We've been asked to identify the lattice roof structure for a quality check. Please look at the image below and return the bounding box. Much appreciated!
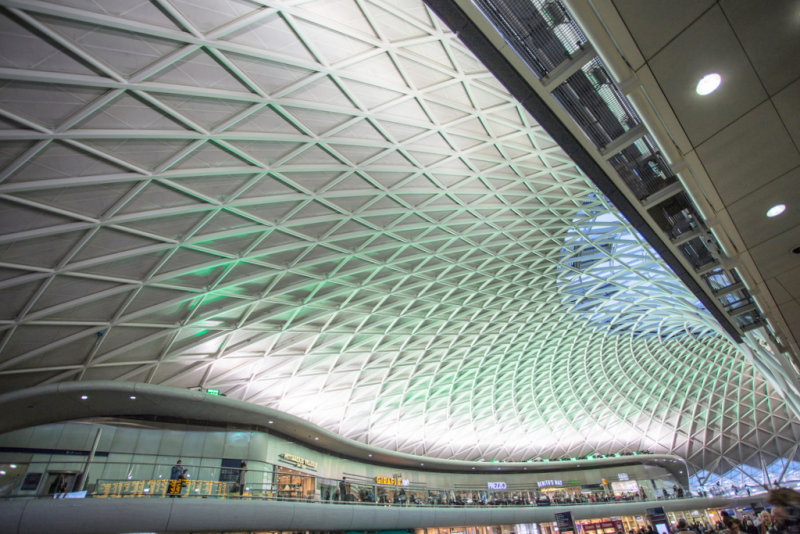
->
[0,0,798,487]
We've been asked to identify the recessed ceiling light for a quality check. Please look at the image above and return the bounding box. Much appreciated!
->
[696,73,721,95]
[368,454,372,458]
[767,203,786,217]
[129,396,136,400]
[80,395,88,400]
[267,420,273,424]
[314,437,319,440]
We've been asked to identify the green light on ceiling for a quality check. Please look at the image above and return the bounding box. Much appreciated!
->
[569,457,577,461]
[195,329,210,337]
[205,388,220,396]
[586,455,594,460]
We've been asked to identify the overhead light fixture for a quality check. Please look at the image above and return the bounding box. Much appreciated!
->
[129,396,136,400]
[696,73,721,95]
[767,204,786,217]
[80,395,88,400]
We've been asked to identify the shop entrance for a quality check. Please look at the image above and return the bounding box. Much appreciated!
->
[274,466,314,501]
[41,471,78,497]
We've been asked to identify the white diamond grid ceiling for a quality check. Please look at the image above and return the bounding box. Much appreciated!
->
[0,0,798,479]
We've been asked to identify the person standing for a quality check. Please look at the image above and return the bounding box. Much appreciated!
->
[169,460,186,497]
[339,477,347,502]
[676,518,694,534]
[237,461,247,496]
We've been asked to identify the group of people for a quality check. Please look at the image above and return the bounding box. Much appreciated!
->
[650,488,800,534]
[160,458,799,534]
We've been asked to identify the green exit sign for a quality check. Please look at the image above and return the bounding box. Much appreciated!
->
[205,388,220,396]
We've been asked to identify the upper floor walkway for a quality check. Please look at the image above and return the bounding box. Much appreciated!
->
[0,493,765,534]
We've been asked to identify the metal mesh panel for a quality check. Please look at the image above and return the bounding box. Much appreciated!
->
[703,269,734,292]
[608,136,676,201]
[473,0,589,78]
[679,237,715,270]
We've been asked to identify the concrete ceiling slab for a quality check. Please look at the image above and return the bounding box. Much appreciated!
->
[773,78,800,148]
[696,101,800,206]
[727,166,800,248]
[749,223,800,279]
[610,0,714,60]
[648,5,767,146]
[721,0,800,96]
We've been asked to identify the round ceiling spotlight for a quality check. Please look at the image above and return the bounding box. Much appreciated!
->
[696,73,722,95]
[767,203,786,217]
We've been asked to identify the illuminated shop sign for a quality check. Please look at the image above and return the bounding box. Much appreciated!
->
[487,481,507,490]
[537,479,562,488]
[375,476,410,486]
[279,453,317,471]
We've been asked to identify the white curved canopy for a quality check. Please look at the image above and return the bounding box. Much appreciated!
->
[0,0,797,487]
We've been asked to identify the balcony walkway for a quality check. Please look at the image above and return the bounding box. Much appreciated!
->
[0,494,763,534]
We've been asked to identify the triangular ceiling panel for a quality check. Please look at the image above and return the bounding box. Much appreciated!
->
[170,0,261,34]
[148,49,254,93]
[0,82,107,129]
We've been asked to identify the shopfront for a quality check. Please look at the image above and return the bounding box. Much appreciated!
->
[537,479,583,504]
[274,453,317,500]
[578,519,624,534]
[374,474,429,504]
[611,480,640,498]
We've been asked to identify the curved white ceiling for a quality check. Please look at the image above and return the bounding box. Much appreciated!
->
[0,0,797,479]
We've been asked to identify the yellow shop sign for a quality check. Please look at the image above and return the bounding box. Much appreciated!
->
[279,453,318,471]
[375,476,409,486]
